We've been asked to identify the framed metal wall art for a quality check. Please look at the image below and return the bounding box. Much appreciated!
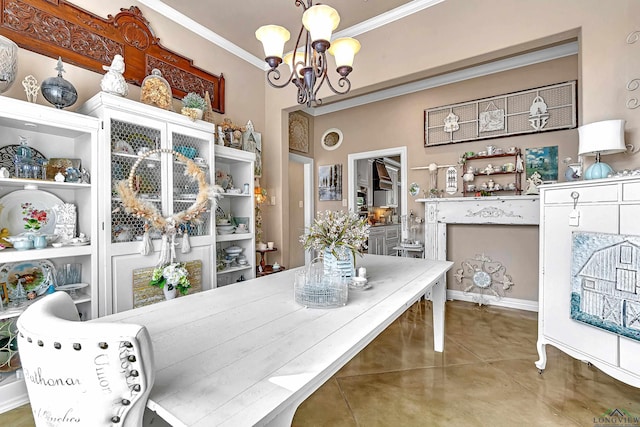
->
[424,81,577,146]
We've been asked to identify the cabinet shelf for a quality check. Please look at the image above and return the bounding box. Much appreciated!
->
[217,264,253,275]
[216,233,253,242]
[0,293,91,320]
[0,245,92,263]
[0,177,91,190]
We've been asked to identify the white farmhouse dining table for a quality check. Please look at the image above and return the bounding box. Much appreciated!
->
[98,254,452,427]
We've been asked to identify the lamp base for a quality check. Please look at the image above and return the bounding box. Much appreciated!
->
[584,161,614,180]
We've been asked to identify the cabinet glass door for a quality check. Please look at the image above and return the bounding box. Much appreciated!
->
[110,119,162,243]
[170,130,211,237]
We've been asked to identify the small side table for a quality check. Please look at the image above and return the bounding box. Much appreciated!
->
[256,247,277,271]
[257,265,286,277]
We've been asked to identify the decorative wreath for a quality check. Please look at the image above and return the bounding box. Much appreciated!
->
[117,148,221,233]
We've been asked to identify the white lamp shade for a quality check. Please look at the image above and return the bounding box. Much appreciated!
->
[283,51,306,77]
[255,25,290,59]
[328,37,361,68]
[302,5,340,43]
[578,119,627,156]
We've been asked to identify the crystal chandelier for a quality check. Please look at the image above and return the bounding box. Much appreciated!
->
[255,1,361,107]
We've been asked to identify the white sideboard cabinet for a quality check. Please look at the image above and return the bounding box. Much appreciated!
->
[537,177,640,387]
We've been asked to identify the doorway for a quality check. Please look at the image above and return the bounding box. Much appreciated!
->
[347,147,408,239]
[289,152,314,267]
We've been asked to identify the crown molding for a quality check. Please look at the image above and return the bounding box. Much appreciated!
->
[333,0,446,39]
[307,41,579,116]
[141,0,446,71]
[136,0,265,69]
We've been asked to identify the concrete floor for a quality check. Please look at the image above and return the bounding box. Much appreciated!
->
[2,300,640,426]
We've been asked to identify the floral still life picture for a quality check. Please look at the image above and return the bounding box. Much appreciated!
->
[133,260,203,308]
[571,231,640,341]
[22,202,49,231]
[318,164,342,201]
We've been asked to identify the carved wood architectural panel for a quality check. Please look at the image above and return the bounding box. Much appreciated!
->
[0,0,225,113]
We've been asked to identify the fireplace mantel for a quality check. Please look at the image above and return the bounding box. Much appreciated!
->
[417,195,540,261]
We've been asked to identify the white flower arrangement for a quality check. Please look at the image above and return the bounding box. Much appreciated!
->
[299,210,370,260]
[150,262,191,295]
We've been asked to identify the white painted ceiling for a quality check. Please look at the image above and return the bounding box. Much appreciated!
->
[139,0,425,67]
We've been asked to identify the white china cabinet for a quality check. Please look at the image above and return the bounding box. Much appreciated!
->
[214,145,255,287]
[79,93,216,315]
[0,97,99,412]
[537,177,640,387]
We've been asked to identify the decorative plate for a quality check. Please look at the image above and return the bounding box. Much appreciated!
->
[0,259,56,299]
[0,144,47,177]
[0,189,63,236]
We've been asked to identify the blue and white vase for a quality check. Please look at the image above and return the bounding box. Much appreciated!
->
[323,247,355,278]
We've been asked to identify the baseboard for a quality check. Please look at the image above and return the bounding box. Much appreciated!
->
[0,377,28,414]
[446,289,539,312]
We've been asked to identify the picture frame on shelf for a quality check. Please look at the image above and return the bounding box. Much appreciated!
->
[525,146,558,182]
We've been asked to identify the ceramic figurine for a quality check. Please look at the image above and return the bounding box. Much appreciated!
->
[100,54,128,97]
[22,75,39,103]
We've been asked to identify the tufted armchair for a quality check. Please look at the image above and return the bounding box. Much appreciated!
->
[17,292,155,426]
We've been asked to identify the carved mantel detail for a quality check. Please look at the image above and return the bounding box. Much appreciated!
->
[0,0,225,113]
[466,206,523,219]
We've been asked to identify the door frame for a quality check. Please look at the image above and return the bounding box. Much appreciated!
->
[347,146,408,240]
[289,152,314,266]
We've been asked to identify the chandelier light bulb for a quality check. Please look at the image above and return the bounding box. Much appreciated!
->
[328,37,361,75]
[302,4,340,51]
[284,51,307,78]
[255,25,291,63]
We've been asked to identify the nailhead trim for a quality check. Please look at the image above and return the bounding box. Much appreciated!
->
[37,340,43,347]
[121,399,130,406]
[99,342,108,349]
[111,415,121,423]
[54,342,61,349]
[127,355,136,362]
[73,343,81,351]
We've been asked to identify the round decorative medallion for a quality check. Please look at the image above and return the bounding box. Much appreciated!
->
[472,271,492,289]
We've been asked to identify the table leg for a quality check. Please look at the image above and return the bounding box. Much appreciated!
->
[431,274,446,352]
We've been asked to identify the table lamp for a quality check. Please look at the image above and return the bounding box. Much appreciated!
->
[578,119,626,180]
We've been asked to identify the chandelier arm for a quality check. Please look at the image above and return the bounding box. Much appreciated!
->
[324,74,352,96]
[266,67,296,89]
[296,0,312,11]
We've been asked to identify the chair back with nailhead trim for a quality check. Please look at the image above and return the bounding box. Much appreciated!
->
[17,292,155,427]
